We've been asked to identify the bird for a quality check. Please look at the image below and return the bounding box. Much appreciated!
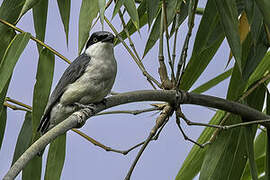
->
[37,31,117,135]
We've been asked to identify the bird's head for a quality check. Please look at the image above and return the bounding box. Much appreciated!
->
[85,31,115,57]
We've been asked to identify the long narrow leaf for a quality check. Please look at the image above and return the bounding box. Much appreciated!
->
[175,110,225,179]
[266,91,270,179]
[255,0,270,30]
[33,0,48,52]
[179,0,224,91]
[123,0,140,30]
[32,48,54,136]
[192,68,232,94]
[57,0,70,46]
[45,133,66,180]
[244,126,258,180]
[0,32,31,94]
[18,0,41,21]
[78,0,99,54]
[146,0,160,27]
[98,0,106,28]
[11,112,33,165]
[214,0,242,71]
[0,107,7,150]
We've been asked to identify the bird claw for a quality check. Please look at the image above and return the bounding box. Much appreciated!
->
[73,103,95,111]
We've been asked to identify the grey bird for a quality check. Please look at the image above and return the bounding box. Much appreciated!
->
[37,31,117,135]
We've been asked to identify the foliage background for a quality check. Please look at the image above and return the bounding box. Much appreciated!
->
[1,0,269,179]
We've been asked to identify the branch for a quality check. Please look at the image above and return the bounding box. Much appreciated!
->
[0,18,71,64]
[4,90,270,179]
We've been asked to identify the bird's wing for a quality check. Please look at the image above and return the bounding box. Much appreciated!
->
[37,53,91,133]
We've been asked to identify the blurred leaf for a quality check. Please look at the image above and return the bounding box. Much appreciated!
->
[115,0,147,44]
[242,27,269,81]
[0,32,31,94]
[57,0,70,46]
[98,0,106,28]
[180,0,224,91]
[112,0,123,19]
[266,91,270,179]
[255,0,270,30]
[32,48,54,137]
[0,0,23,61]
[45,133,66,180]
[78,0,99,54]
[0,106,7,150]
[11,112,33,165]
[244,0,263,44]
[143,0,178,57]
[214,0,242,71]
[244,126,258,180]
[175,110,225,180]
[192,68,232,94]
[247,51,270,88]
[241,155,265,180]
[33,0,48,52]
[18,0,41,21]
[146,0,160,27]
[22,155,42,180]
[227,12,249,67]
[254,131,267,159]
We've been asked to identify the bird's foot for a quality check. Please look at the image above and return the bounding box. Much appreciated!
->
[73,103,96,112]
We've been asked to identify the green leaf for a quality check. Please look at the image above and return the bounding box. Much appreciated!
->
[0,32,31,94]
[244,0,263,44]
[175,110,226,180]
[0,106,7,150]
[0,77,9,150]
[254,131,267,159]
[112,0,123,19]
[146,0,160,27]
[78,0,99,54]
[214,0,242,71]
[242,27,269,81]
[241,154,266,180]
[123,0,140,30]
[143,0,177,57]
[18,0,41,21]
[0,0,22,61]
[192,68,232,94]
[45,133,66,180]
[266,91,270,179]
[200,83,265,179]
[179,0,224,91]
[255,0,270,30]
[115,0,147,44]
[170,1,189,36]
[33,0,48,52]
[57,0,70,46]
[98,0,106,28]
[11,112,33,165]
[244,126,258,180]
[32,48,54,137]
[22,155,42,180]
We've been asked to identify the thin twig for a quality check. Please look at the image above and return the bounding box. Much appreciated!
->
[158,5,172,89]
[0,18,71,64]
[5,97,32,110]
[124,105,173,180]
[162,0,176,85]
[3,102,32,112]
[172,14,180,68]
[104,16,162,88]
[176,0,199,87]
[96,107,161,116]
[117,10,157,89]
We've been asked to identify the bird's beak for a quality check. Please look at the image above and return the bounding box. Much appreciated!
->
[101,34,114,43]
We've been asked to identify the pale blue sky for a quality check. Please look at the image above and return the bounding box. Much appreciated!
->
[0,0,231,179]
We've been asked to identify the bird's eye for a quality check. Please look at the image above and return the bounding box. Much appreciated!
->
[93,37,98,43]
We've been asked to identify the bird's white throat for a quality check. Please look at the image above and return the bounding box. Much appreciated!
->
[85,42,114,59]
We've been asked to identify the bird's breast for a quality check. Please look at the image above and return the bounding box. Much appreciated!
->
[60,56,117,105]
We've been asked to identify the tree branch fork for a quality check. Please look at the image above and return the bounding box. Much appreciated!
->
[3,89,270,180]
